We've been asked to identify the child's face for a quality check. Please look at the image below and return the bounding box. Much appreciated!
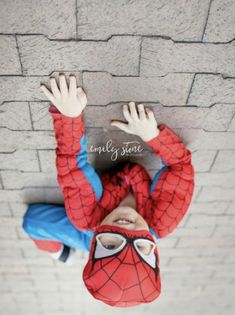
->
[100,205,149,230]
[99,206,154,255]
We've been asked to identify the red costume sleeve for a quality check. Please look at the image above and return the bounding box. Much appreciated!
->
[48,104,105,231]
[144,124,195,238]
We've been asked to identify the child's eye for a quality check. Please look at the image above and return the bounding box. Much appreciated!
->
[104,244,117,250]
[137,244,151,255]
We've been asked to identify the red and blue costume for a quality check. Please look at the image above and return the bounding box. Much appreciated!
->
[23,104,195,307]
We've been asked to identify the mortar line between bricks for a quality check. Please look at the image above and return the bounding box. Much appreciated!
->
[201,0,213,42]
[186,73,196,105]
[138,37,144,76]
[36,150,42,173]
[7,202,14,217]
[224,201,234,215]
[86,103,198,108]
[82,102,235,108]
[208,150,220,172]
[14,35,23,74]
[0,168,45,173]
[1,126,235,133]
[1,72,235,80]
[75,0,78,40]
[27,102,34,130]
[226,110,235,131]
[2,100,235,108]
[3,32,235,44]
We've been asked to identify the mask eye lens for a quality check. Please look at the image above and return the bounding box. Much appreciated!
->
[104,244,119,250]
[96,233,125,250]
[135,239,156,256]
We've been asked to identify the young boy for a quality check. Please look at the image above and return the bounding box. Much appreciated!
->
[23,73,195,307]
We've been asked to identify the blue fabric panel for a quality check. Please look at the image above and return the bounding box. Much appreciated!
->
[76,135,103,201]
[150,159,168,195]
[22,203,93,252]
[149,227,160,240]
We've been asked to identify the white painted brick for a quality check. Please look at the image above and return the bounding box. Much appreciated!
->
[186,213,235,227]
[77,0,210,41]
[141,39,235,77]
[0,1,76,39]
[225,202,235,215]
[189,201,229,215]
[0,226,18,239]
[211,150,235,172]
[188,74,235,107]
[178,236,235,247]
[196,171,235,187]
[0,128,54,152]
[0,150,39,172]
[0,35,21,75]
[172,226,215,238]
[197,186,235,202]
[17,35,141,76]
[191,150,216,172]
[0,101,31,130]
[1,170,57,189]
[83,72,193,106]
[0,202,11,216]
[38,150,56,173]
[204,0,235,42]
[8,202,29,217]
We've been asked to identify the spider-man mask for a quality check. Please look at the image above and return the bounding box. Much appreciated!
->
[82,224,161,307]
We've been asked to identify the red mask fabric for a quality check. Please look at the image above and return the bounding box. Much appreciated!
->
[82,224,161,307]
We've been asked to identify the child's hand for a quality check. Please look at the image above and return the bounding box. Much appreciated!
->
[111,102,160,142]
[40,73,87,117]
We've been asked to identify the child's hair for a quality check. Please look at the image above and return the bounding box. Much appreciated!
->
[82,224,161,307]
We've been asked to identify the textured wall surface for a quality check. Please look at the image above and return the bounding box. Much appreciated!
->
[0,1,235,314]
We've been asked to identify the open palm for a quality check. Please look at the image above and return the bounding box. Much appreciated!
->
[111,102,159,142]
[40,73,87,118]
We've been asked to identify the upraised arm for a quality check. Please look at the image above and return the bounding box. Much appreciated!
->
[111,102,195,239]
[144,123,195,238]
[40,73,105,230]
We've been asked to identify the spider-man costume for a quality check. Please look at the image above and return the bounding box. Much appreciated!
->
[23,104,195,307]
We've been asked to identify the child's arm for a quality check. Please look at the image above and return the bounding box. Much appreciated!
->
[111,102,195,239]
[144,123,195,238]
[40,74,105,230]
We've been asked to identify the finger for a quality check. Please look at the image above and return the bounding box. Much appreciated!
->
[129,101,139,120]
[77,86,86,99]
[59,73,68,98]
[77,87,87,107]
[40,84,56,104]
[137,104,147,120]
[50,77,61,99]
[110,121,130,133]
[69,74,77,96]
[123,104,133,122]
[145,108,155,121]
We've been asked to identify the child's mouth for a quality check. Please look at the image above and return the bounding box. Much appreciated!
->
[114,218,134,224]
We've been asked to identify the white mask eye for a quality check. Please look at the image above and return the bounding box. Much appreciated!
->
[94,233,158,268]
[94,233,126,259]
[133,239,157,268]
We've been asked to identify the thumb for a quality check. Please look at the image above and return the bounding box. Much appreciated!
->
[111,121,129,133]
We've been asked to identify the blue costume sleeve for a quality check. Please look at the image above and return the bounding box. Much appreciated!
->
[22,203,94,252]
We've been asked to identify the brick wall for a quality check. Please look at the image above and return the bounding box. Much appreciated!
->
[0,1,234,314]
